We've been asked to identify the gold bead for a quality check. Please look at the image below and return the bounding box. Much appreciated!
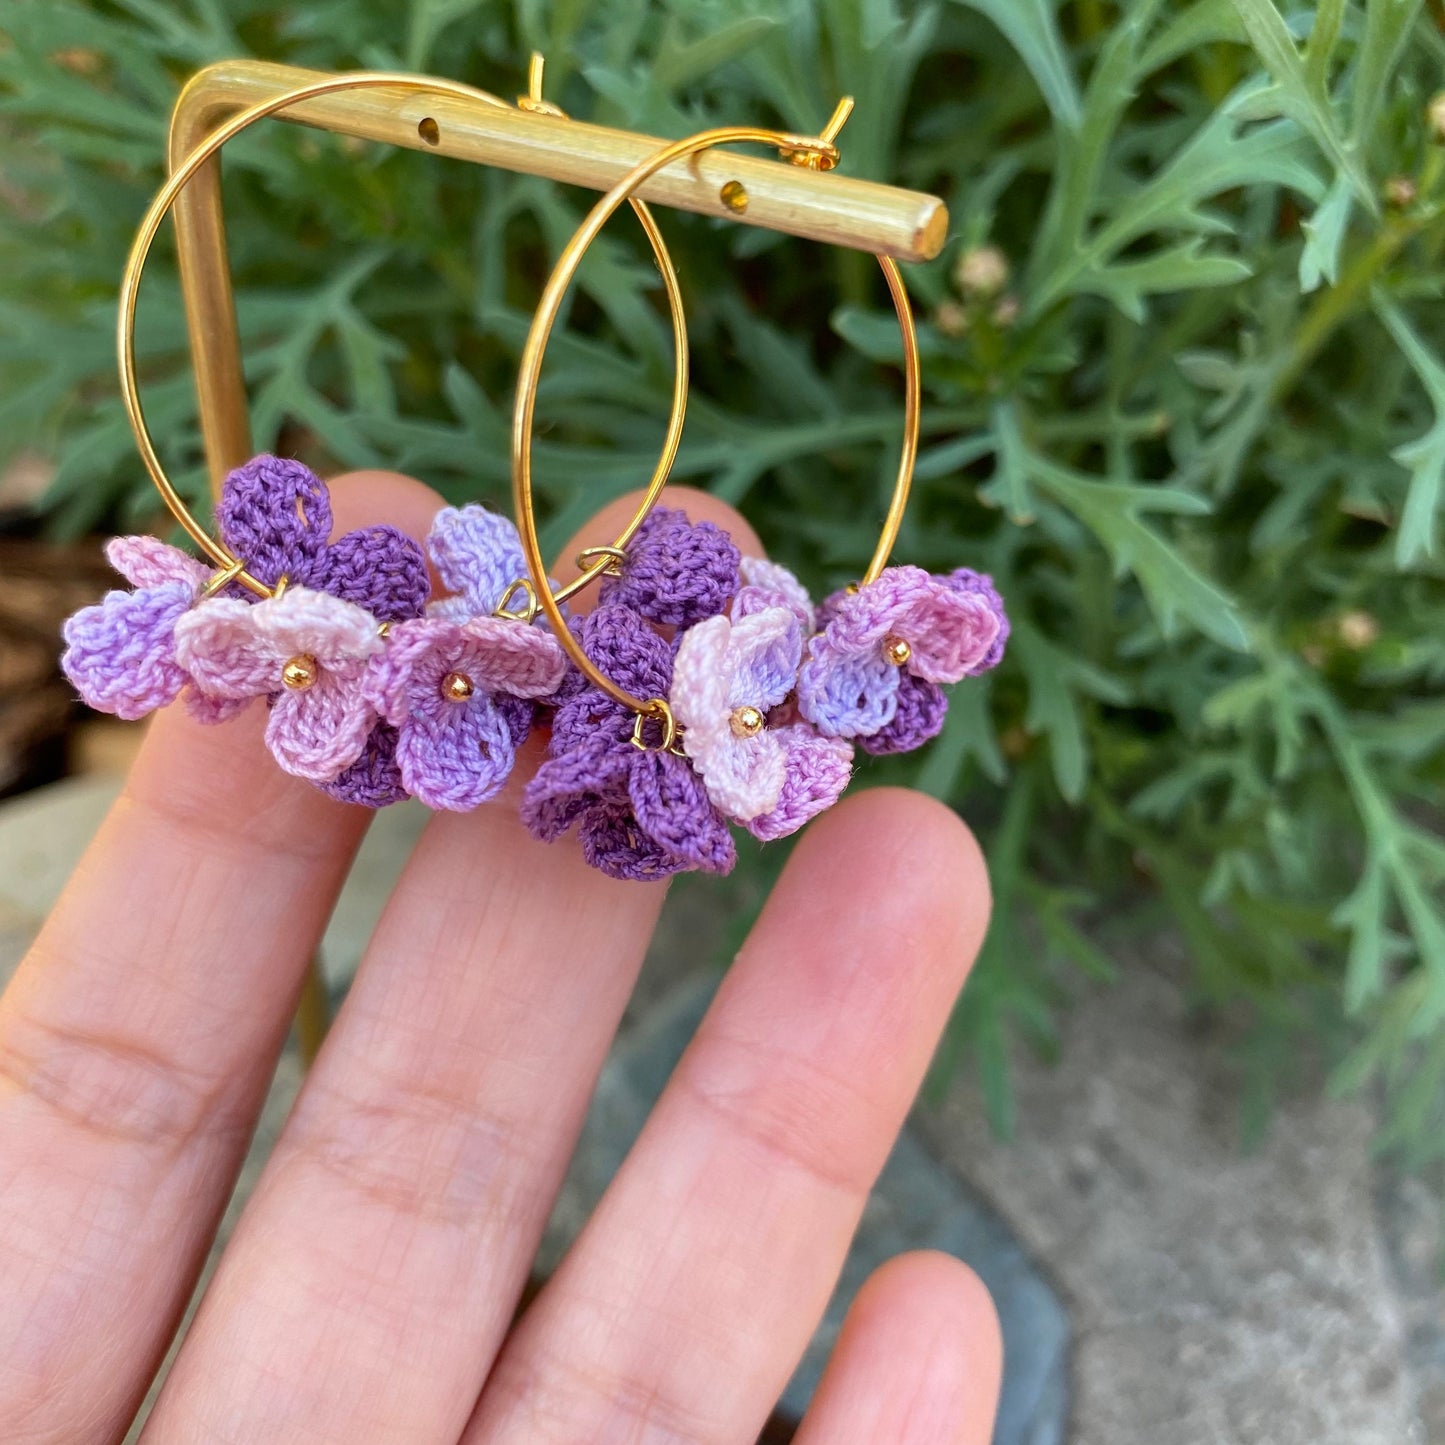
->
[442,671,475,703]
[884,636,912,667]
[730,704,765,738]
[281,654,319,691]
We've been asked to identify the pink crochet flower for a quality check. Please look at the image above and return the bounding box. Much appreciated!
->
[61,537,211,721]
[671,607,804,822]
[174,587,385,783]
[797,565,1007,742]
[366,616,565,811]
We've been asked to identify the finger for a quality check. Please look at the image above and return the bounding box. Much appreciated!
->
[140,489,764,1445]
[469,788,991,1445]
[792,1253,1002,1445]
[0,471,440,1444]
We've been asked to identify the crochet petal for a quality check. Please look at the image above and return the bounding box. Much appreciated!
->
[363,618,461,725]
[629,751,736,876]
[456,617,567,698]
[943,568,1010,673]
[695,729,788,824]
[732,557,815,631]
[61,583,192,721]
[796,636,900,739]
[174,597,280,699]
[859,672,948,755]
[599,507,741,629]
[319,525,430,622]
[748,727,854,842]
[579,805,691,882]
[897,586,1003,685]
[671,614,732,741]
[251,588,384,675]
[265,670,376,783]
[396,691,517,811]
[521,740,630,843]
[822,565,935,657]
[216,455,333,589]
[426,504,527,618]
[105,536,209,591]
[728,607,802,711]
[578,603,674,701]
[323,723,409,807]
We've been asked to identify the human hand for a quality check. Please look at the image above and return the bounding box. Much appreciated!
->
[0,474,1001,1444]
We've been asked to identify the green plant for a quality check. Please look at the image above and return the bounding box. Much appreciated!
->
[2,0,1443,1161]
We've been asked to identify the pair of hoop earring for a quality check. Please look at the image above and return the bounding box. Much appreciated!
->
[61,69,1010,881]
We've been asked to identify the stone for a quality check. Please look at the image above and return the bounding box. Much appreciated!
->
[922,939,1437,1445]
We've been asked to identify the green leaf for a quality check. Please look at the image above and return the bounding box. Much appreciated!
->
[1375,295,1445,566]
[1229,0,1376,210]
[1298,174,1352,292]
[948,0,1081,129]
[652,15,779,90]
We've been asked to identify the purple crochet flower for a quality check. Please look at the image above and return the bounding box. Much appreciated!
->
[357,504,567,811]
[797,565,1007,744]
[522,604,735,881]
[367,616,565,811]
[174,587,385,783]
[671,607,804,822]
[598,506,741,629]
[747,723,854,842]
[61,537,211,721]
[216,455,430,622]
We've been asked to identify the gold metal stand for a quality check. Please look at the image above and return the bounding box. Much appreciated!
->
[162,57,950,1061]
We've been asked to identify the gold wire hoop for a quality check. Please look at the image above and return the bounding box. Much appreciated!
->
[118,65,690,602]
[511,111,921,720]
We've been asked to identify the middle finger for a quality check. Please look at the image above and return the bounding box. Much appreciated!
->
[141,492,760,1445]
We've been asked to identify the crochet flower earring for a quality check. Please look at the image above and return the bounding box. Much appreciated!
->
[507,121,1011,882]
[63,62,697,810]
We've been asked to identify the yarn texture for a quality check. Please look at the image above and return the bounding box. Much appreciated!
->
[599,506,741,628]
[522,603,735,881]
[175,587,384,783]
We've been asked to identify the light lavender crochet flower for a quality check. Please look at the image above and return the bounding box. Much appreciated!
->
[356,504,567,811]
[747,723,854,842]
[797,565,1007,742]
[366,617,564,811]
[60,537,211,721]
[174,587,385,783]
[671,607,805,822]
[730,556,816,631]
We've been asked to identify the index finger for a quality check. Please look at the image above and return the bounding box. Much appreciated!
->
[0,472,438,1443]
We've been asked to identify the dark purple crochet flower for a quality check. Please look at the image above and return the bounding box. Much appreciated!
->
[521,604,735,881]
[217,454,430,623]
[598,506,741,629]
[218,455,432,806]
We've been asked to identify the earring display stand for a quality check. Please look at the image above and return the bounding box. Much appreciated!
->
[159,56,951,1059]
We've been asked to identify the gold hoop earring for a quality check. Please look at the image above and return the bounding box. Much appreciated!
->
[118,66,691,606]
[511,112,920,731]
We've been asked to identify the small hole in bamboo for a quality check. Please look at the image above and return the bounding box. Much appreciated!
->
[418,117,441,146]
[719,180,748,213]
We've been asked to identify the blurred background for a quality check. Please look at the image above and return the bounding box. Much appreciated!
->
[0,1,1443,1440]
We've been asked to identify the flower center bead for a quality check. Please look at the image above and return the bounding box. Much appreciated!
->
[442,671,475,703]
[730,705,766,738]
[883,635,913,667]
[281,654,319,690]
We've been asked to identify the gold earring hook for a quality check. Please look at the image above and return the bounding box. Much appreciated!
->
[511,113,921,719]
[118,64,689,605]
